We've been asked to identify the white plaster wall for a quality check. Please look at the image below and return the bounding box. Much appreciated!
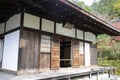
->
[79,42,84,54]
[85,32,96,42]
[24,13,40,30]
[6,13,21,32]
[41,18,54,33]
[56,23,75,37]
[0,23,5,34]
[2,30,20,71]
[0,40,3,65]
[85,43,90,67]
[77,29,83,40]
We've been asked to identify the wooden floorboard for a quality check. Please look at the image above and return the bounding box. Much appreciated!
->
[0,67,116,80]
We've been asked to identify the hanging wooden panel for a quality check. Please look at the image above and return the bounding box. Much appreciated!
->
[72,40,80,67]
[80,54,85,66]
[18,29,39,74]
[90,44,97,65]
[39,34,51,71]
[79,42,85,66]
[51,36,60,70]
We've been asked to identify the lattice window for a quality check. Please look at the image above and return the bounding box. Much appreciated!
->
[40,34,51,53]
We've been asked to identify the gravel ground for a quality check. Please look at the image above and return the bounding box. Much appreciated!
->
[71,74,120,80]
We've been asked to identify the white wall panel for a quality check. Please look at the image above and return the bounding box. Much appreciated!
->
[24,13,40,30]
[0,23,5,34]
[77,29,83,39]
[56,23,75,37]
[2,30,20,71]
[6,14,21,32]
[41,18,54,33]
[85,32,96,42]
[85,43,90,66]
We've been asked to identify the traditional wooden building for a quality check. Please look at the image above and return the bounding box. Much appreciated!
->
[0,0,120,75]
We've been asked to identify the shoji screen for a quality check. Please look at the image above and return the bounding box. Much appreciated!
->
[85,43,90,67]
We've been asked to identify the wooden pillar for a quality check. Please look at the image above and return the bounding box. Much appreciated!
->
[68,77,71,80]
[113,69,115,75]
[108,70,111,78]
[89,72,92,79]
[96,72,99,80]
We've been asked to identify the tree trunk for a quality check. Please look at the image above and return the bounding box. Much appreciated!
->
[99,49,102,64]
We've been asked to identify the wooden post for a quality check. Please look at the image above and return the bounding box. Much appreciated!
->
[89,72,92,79]
[97,72,99,80]
[68,77,71,80]
[108,70,110,78]
[102,70,104,74]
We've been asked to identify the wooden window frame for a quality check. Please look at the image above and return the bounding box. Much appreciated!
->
[40,34,51,53]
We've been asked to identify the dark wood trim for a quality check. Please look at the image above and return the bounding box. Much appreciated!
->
[0,22,6,69]
[0,22,6,38]
[54,22,56,34]
[40,52,51,54]
[38,32,41,72]
[75,28,77,38]
[2,27,20,36]
[0,39,4,69]
[5,27,20,34]
[40,17,42,31]
[0,34,4,39]
[17,29,22,72]
[23,27,40,33]
[50,35,52,70]
[20,11,24,29]
[17,10,24,72]
[0,68,17,75]
[0,36,4,39]
[83,31,85,66]
[41,30,93,43]
[4,22,6,34]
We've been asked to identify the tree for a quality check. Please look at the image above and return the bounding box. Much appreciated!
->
[69,0,93,13]
[113,0,120,18]
[109,40,120,60]
[97,34,111,64]
[91,0,118,22]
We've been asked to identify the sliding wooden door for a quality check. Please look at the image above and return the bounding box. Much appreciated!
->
[51,36,60,70]
[90,44,97,65]
[72,40,80,67]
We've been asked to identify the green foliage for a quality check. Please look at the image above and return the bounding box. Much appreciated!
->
[98,49,111,59]
[97,34,110,42]
[97,34,111,51]
[69,0,93,13]
[98,59,120,75]
[97,34,120,60]
[108,42,120,60]
[92,0,116,14]
[97,34,120,75]
[113,0,120,17]
[97,34,111,64]
[91,0,119,21]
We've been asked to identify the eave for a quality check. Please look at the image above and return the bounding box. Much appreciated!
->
[0,0,120,36]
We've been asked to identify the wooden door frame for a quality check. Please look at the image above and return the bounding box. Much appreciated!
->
[60,37,72,68]
[71,39,80,68]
